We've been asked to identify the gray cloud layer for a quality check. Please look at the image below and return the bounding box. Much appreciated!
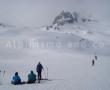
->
[0,0,109,27]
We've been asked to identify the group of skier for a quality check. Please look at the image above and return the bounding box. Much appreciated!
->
[11,62,44,85]
[10,55,98,85]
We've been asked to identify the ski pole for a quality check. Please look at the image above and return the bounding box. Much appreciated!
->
[46,65,48,80]
[0,70,5,85]
[43,68,47,79]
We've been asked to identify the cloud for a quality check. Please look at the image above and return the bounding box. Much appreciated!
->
[0,0,109,27]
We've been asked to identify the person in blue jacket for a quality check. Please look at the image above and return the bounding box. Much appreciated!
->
[36,62,43,81]
[27,70,36,84]
[11,72,22,85]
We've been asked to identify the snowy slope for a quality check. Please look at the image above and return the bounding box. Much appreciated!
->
[0,16,110,90]
[0,48,110,90]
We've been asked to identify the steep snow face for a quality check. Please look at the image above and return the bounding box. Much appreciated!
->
[53,11,74,26]
[52,11,95,26]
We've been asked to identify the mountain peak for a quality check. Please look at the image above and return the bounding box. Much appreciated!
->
[52,11,95,26]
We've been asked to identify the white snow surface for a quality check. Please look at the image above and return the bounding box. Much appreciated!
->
[0,22,110,90]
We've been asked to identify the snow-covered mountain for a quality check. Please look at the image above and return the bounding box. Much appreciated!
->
[46,11,109,36]
[52,11,95,26]
[0,11,110,90]
[0,11,110,55]
[42,11,110,55]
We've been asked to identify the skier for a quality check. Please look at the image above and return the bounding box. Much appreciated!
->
[92,59,95,66]
[27,70,36,84]
[11,72,22,85]
[94,55,97,60]
[36,62,43,83]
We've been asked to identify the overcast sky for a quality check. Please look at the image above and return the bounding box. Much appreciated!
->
[0,0,109,27]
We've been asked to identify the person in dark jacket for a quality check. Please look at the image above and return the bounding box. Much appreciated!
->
[92,59,95,66]
[36,62,43,81]
[94,55,97,60]
[27,70,36,84]
[11,72,22,85]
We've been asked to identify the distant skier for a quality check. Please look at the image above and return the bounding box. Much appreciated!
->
[92,59,95,66]
[11,72,22,85]
[36,62,43,83]
[27,70,36,84]
[94,55,97,60]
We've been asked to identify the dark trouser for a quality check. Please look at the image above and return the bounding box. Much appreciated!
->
[11,81,24,85]
[27,80,36,84]
[92,61,94,66]
[38,71,42,80]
